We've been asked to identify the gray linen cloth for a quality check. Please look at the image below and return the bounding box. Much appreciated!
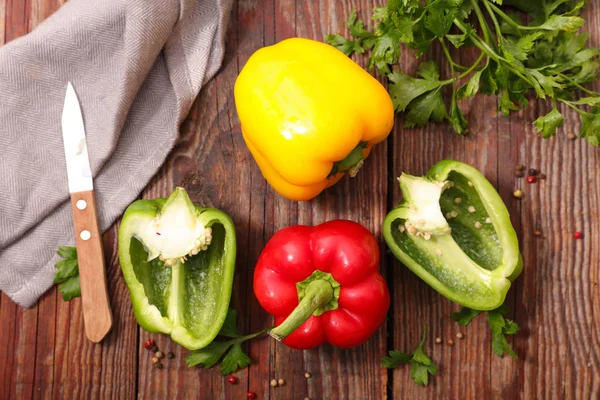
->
[0,0,233,307]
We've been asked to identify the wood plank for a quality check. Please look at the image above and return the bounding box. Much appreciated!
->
[1,0,5,45]
[33,290,57,399]
[135,39,233,400]
[98,226,138,399]
[268,2,390,399]
[4,0,30,41]
[0,293,18,400]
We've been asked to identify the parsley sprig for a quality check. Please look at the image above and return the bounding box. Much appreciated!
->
[327,0,600,145]
[381,327,437,386]
[185,309,269,375]
[451,304,520,358]
[54,246,81,301]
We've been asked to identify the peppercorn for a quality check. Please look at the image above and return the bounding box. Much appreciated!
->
[278,379,285,386]
[167,352,175,359]
[515,170,524,178]
[154,363,163,370]
[143,338,156,350]
[528,168,538,176]
[538,173,546,180]
[228,376,238,384]
[534,230,542,237]
[574,232,583,239]
[447,339,454,346]
[515,164,525,171]
[304,397,311,400]
[270,379,278,387]
[526,175,536,183]
[304,372,312,379]
[567,133,576,140]
[435,337,442,344]
[513,190,523,199]
[247,392,257,399]
[456,332,464,339]
[155,351,164,359]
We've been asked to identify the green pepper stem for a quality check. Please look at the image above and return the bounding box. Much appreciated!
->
[269,279,334,341]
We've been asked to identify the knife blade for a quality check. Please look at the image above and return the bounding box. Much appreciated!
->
[61,82,113,343]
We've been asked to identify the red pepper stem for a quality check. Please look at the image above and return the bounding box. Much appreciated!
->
[269,279,334,341]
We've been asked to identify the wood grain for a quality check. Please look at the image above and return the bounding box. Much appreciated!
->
[1,0,600,399]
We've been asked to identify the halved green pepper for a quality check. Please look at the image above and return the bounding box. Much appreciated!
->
[383,160,522,311]
[118,187,236,350]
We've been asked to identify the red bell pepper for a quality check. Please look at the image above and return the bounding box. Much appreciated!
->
[253,220,390,349]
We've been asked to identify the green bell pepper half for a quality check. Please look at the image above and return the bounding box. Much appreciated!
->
[383,160,522,311]
[118,187,236,350]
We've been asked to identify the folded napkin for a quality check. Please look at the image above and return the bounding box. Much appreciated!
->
[0,0,233,307]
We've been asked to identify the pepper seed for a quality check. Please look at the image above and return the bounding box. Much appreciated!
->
[398,225,406,233]
[450,210,458,218]
[435,249,443,256]
[304,372,312,379]
[455,197,462,204]
[270,379,278,387]
[423,233,431,241]
[485,217,492,224]
[278,379,285,386]
[456,332,464,339]
[468,206,476,213]
[468,181,473,187]
[474,222,482,229]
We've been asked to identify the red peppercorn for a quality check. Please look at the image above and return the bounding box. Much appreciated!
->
[247,392,257,399]
[574,232,583,239]
[526,175,536,183]
[227,376,238,384]
[143,339,156,350]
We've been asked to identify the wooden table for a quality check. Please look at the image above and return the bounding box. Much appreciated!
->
[1,1,599,399]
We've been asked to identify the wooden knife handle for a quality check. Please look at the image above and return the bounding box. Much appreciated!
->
[70,190,113,343]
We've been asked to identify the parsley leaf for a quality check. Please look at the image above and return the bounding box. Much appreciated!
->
[54,246,81,301]
[579,108,600,146]
[327,0,600,145]
[381,327,436,386]
[533,106,564,138]
[450,307,481,326]
[451,304,520,358]
[185,309,269,375]
[219,343,252,375]
[381,350,412,368]
[387,70,441,112]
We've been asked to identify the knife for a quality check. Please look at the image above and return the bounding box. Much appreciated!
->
[61,82,113,343]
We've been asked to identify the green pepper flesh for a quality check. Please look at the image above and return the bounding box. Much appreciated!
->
[383,160,522,311]
[118,188,236,350]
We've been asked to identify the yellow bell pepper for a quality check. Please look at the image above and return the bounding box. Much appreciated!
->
[234,38,395,201]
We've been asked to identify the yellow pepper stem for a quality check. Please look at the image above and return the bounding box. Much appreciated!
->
[329,142,367,178]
